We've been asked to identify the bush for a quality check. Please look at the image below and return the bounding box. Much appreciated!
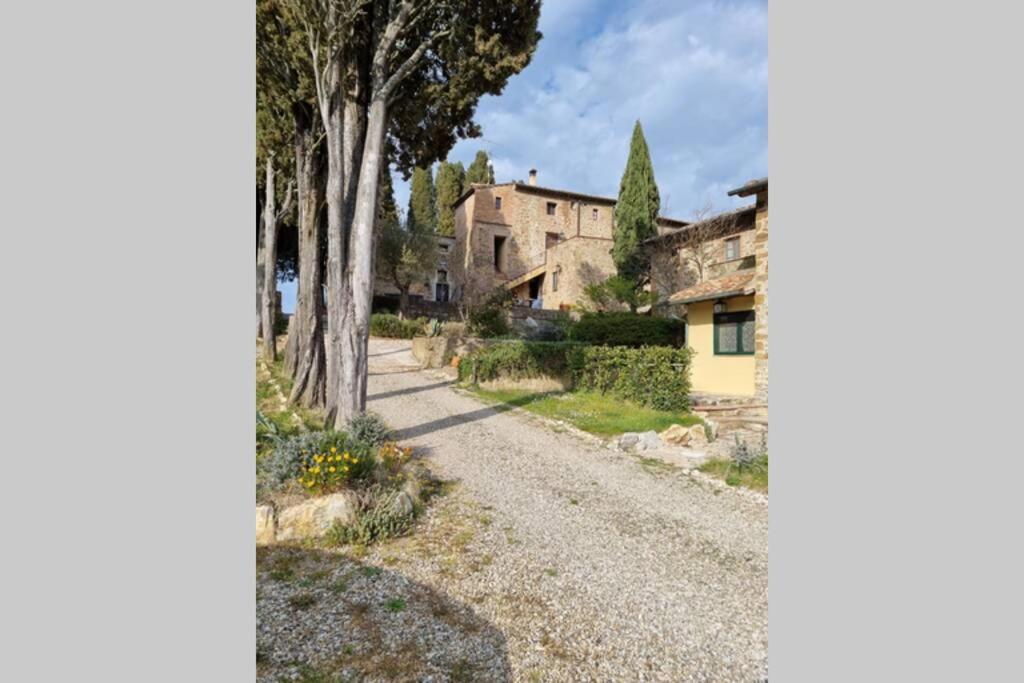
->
[346,412,391,448]
[369,313,425,339]
[324,484,415,546]
[467,289,513,338]
[568,345,693,411]
[258,430,374,493]
[457,341,580,383]
[567,312,684,348]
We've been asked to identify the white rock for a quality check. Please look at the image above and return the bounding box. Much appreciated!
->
[688,424,709,447]
[256,504,276,545]
[636,430,662,451]
[659,424,691,446]
[276,492,356,542]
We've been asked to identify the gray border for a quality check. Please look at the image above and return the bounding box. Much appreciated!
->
[773,1,1024,679]
[3,1,254,679]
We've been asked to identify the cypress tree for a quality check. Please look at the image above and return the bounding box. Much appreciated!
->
[435,161,465,236]
[466,150,495,184]
[612,120,660,285]
[407,166,437,234]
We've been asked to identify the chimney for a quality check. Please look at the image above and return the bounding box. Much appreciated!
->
[528,168,537,186]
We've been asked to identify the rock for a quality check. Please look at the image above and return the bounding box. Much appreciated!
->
[618,433,640,450]
[276,492,356,542]
[704,419,718,441]
[660,424,692,446]
[392,491,415,517]
[256,504,276,545]
[636,431,662,451]
[688,424,709,447]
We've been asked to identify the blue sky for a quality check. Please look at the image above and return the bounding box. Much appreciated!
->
[280,0,767,312]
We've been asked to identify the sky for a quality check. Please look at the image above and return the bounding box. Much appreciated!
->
[280,0,767,313]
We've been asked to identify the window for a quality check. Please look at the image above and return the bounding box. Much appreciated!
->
[714,310,755,355]
[546,201,556,215]
[552,267,560,292]
[592,208,599,220]
[493,235,506,272]
[494,196,502,210]
[724,237,741,260]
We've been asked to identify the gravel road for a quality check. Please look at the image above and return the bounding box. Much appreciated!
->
[258,338,767,682]
[365,338,767,681]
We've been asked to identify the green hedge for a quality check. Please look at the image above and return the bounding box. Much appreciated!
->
[457,341,580,383]
[459,341,692,411]
[567,312,684,348]
[369,314,425,339]
[568,345,693,411]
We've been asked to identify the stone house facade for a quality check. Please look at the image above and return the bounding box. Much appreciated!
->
[373,233,457,308]
[648,178,767,401]
[450,170,686,310]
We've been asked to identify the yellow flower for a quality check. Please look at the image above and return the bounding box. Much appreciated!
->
[343,465,349,472]
[352,458,359,464]
[330,446,337,453]
[328,467,336,473]
[315,454,325,463]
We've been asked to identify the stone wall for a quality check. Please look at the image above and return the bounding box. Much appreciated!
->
[753,191,768,404]
[650,225,757,299]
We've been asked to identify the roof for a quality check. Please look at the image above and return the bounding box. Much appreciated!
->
[645,204,756,246]
[452,182,689,227]
[665,271,756,305]
[727,177,767,197]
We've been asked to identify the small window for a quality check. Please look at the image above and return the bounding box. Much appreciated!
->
[592,208,599,220]
[493,235,506,272]
[724,237,740,260]
[714,310,755,355]
[552,267,560,292]
[546,202,556,215]
[494,196,502,210]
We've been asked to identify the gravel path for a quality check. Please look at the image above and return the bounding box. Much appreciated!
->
[367,338,767,681]
[258,338,767,682]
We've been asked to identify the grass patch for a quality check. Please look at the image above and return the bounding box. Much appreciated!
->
[384,598,407,613]
[288,593,318,610]
[699,454,768,492]
[469,388,703,437]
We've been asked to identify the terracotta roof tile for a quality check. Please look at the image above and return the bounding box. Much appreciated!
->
[666,271,756,305]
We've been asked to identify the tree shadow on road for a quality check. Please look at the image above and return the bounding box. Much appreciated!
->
[257,545,511,682]
[367,380,453,402]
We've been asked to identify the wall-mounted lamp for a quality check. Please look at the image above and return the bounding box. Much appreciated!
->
[713,299,727,314]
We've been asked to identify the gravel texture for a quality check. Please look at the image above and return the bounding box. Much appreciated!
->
[257,338,767,682]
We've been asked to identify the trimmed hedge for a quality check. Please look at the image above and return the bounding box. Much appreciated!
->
[568,345,693,411]
[459,341,693,411]
[370,313,425,339]
[567,312,685,348]
[457,341,578,383]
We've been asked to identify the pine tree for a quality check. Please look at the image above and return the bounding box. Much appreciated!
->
[612,120,660,286]
[466,150,495,184]
[407,166,438,234]
[435,161,465,236]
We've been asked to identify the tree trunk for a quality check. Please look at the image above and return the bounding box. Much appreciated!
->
[261,156,278,360]
[289,110,327,408]
[323,57,348,424]
[335,96,387,426]
[398,288,409,319]
[256,202,266,339]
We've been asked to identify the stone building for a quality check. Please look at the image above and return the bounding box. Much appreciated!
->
[373,233,457,308]
[449,169,687,310]
[647,177,767,401]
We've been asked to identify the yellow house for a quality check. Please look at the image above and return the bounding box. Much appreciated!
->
[667,272,757,397]
[650,177,767,400]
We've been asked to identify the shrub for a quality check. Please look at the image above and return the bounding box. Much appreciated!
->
[258,430,373,492]
[457,341,580,383]
[346,412,391,447]
[441,321,467,338]
[324,484,414,546]
[568,345,693,411]
[298,439,376,494]
[369,313,425,339]
[567,312,684,348]
[467,289,513,338]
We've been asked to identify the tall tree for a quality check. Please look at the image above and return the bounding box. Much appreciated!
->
[256,82,295,361]
[407,166,437,234]
[435,160,465,235]
[465,150,495,184]
[612,120,660,287]
[285,0,541,426]
[376,169,435,317]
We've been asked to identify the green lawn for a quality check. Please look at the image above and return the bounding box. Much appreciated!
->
[468,388,704,437]
[699,455,768,493]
